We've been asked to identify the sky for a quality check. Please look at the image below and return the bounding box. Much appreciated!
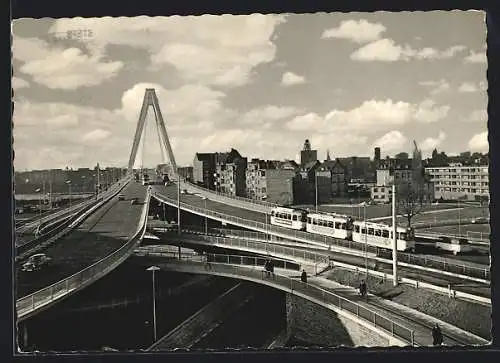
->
[12,11,488,170]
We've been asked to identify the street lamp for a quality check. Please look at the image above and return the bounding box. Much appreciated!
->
[362,202,368,278]
[35,188,42,221]
[65,180,72,208]
[146,265,160,342]
[315,172,318,212]
[202,197,208,234]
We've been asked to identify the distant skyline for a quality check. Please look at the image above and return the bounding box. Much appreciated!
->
[12,12,487,170]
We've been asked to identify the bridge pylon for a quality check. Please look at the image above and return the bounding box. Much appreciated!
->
[127,88,177,176]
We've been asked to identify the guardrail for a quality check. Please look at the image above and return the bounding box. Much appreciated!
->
[16,185,149,321]
[151,192,491,282]
[416,231,490,245]
[16,179,130,259]
[148,254,415,346]
[180,179,277,210]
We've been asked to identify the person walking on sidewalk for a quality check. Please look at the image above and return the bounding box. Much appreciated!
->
[432,323,443,346]
[301,269,307,284]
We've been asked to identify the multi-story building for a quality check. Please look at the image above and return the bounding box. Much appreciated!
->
[193,153,216,189]
[425,163,489,201]
[177,166,194,181]
[214,149,247,197]
[246,159,296,205]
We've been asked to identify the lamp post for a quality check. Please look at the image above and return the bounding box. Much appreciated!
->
[392,184,398,287]
[35,188,42,221]
[65,180,72,208]
[177,173,181,258]
[202,197,208,235]
[146,265,160,342]
[458,196,462,236]
[315,172,318,212]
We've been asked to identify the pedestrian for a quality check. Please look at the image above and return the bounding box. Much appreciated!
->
[301,269,307,283]
[432,323,443,346]
[269,260,275,278]
[264,260,270,277]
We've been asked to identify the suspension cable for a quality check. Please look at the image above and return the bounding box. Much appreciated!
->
[155,116,166,165]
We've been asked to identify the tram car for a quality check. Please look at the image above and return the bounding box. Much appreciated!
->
[270,207,307,230]
[306,213,353,240]
[435,236,473,255]
[351,221,416,252]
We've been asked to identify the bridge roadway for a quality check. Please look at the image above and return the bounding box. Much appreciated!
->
[16,182,147,299]
[139,253,488,347]
[149,230,491,300]
[152,185,489,277]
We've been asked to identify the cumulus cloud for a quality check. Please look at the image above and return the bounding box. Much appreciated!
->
[418,79,450,95]
[241,105,302,125]
[420,131,446,151]
[321,19,386,43]
[413,99,450,123]
[82,129,111,142]
[281,72,306,86]
[49,15,286,88]
[458,82,479,93]
[464,50,487,64]
[468,132,488,152]
[12,76,30,90]
[286,98,449,133]
[351,38,466,62]
[13,36,124,90]
[372,131,407,152]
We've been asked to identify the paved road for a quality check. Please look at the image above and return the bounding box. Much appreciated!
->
[16,182,147,298]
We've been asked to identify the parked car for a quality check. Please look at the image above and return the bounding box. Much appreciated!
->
[22,253,52,272]
[471,217,488,224]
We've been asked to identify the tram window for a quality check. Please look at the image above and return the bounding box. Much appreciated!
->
[313,219,317,225]
[382,230,389,238]
[375,229,381,237]
[307,217,311,224]
[292,215,297,221]
[335,222,341,229]
[328,221,334,228]
[271,211,275,216]
[341,223,346,230]
[355,225,360,233]
[368,228,374,235]
[361,228,366,234]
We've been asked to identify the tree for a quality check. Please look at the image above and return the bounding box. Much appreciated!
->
[396,181,426,229]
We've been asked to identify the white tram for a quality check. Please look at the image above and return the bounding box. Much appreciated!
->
[270,207,307,230]
[352,221,416,252]
[306,213,353,240]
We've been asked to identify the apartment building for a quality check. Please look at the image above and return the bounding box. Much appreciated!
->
[425,163,489,201]
[214,149,247,197]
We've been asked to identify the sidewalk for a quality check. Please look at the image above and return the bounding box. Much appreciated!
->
[309,276,489,346]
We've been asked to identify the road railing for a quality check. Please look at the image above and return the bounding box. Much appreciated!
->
[416,231,490,245]
[150,254,415,346]
[16,184,148,321]
[179,179,277,210]
[152,191,490,282]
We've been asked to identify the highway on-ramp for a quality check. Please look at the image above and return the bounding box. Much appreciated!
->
[16,182,147,299]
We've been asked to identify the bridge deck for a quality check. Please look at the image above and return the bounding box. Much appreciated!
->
[16,182,147,298]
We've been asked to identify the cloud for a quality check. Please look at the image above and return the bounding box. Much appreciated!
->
[418,79,450,95]
[413,99,450,123]
[281,72,306,86]
[241,105,302,125]
[351,38,466,62]
[464,50,487,64]
[82,129,111,142]
[321,19,386,43]
[458,82,479,93]
[468,132,488,152]
[372,131,407,152]
[465,109,487,123]
[50,15,286,88]
[12,76,30,90]
[420,131,446,151]
[13,36,124,90]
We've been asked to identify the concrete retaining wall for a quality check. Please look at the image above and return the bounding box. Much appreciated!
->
[285,293,390,347]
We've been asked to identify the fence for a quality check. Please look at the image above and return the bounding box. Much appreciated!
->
[16,186,150,321]
[152,254,415,346]
[151,192,491,281]
[467,231,490,241]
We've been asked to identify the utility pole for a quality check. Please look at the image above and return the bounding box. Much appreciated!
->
[177,173,181,258]
[392,184,398,286]
[315,172,318,212]
[97,163,100,199]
